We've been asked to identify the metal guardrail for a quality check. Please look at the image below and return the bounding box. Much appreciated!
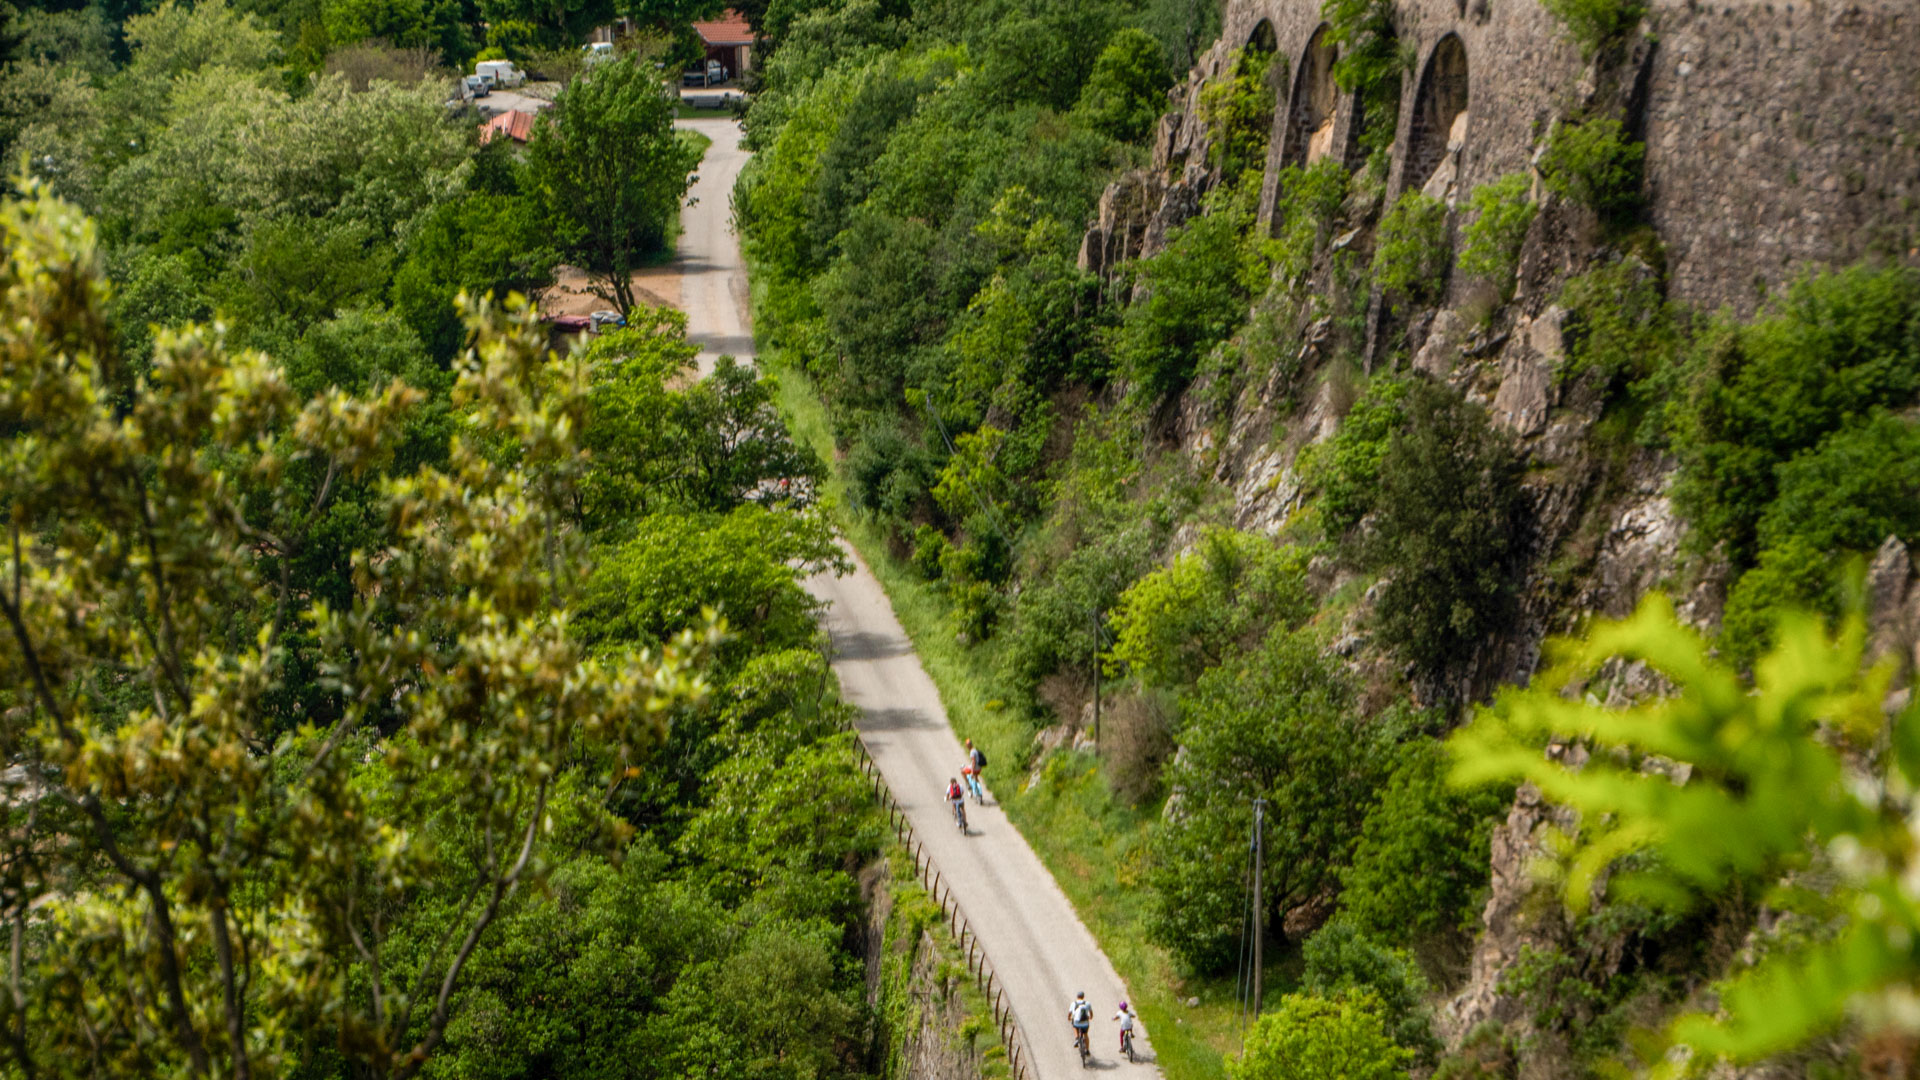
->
[847,735,1037,1080]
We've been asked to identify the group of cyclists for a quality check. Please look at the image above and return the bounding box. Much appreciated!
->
[943,738,987,832]
[1069,992,1139,1064]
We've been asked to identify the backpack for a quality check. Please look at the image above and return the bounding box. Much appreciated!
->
[1070,1001,1091,1024]
[971,747,987,770]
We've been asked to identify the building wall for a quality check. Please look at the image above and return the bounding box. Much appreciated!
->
[1217,0,1920,315]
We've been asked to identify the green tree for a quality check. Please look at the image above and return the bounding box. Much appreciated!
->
[529,56,700,314]
[1538,117,1644,221]
[0,184,709,1077]
[1072,26,1173,144]
[1232,993,1412,1080]
[1110,184,1266,400]
[1148,629,1388,971]
[1364,377,1527,688]
[1106,528,1313,688]
[1371,190,1450,310]
[1197,44,1276,186]
[1457,173,1537,300]
[1450,593,1920,1078]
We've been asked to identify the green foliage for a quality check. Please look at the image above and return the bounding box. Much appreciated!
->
[1231,993,1412,1080]
[1319,0,1401,166]
[1267,160,1351,289]
[1303,374,1408,538]
[1450,593,1920,1077]
[1456,173,1536,300]
[1197,45,1276,186]
[1148,630,1388,971]
[1072,26,1174,144]
[1541,0,1647,59]
[1370,191,1450,309]
[1106,528,1313,688]
[529,56,700,314]
[0,184,712,1075]
[1111,183,1267,400]
[1364,378,1527,686]
[1556,257,1676,388]
[1339,738,1510,945]
[1302,919,1441,1061]
[1662,265,1920,565]
[1538,117,1645,221]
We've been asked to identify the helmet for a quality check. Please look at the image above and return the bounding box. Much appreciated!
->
[1076,991,1085,999]
[1118,1001,1129,1010]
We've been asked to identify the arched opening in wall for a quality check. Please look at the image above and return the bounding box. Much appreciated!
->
[1247,18,1277,55]
[1282,23,1339,170]
[1404,34,1470,199]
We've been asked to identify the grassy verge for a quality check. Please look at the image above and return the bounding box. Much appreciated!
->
[762,343,1250,1080]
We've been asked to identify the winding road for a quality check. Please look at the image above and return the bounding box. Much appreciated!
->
[671,115,1159,1079]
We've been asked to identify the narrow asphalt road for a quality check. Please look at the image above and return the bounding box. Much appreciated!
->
[672,117,1160,1080]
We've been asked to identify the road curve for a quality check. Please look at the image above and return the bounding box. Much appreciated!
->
[671,116,1159,1080]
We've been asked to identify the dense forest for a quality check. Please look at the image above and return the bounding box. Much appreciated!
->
[735,0,1920,1076]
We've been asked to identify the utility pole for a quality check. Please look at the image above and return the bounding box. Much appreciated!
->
[1090,607,1101,747]
[1251,798,1266,1018]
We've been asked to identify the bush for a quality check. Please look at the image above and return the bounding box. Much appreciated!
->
[1231,993,1412,1080]
[1198,45,1277,186]
[1364,379,1528,687]
[1110,184,1266,400]
[1102,691,1176,805]
[1302,919,1442,1061]
[1305,375,1409,539]
[1106,528,1314,688]
[1370,191,1450,310]
[1541,0,1648,59]
[1268,160,1352,288]
[1339,738,1511,945]
[1556,258,1676,388]
[1538,118,1644,220]
[1755,411,1920,557]
[1322,0,1401,167]
[1148,629,1388,971]
[1663,265,1920,565]
[1456,173,1536,300]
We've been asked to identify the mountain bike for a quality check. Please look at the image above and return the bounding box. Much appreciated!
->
[1074,1026,1091,1068]
[1121,1026,1136,1063]
[951,798,967,833]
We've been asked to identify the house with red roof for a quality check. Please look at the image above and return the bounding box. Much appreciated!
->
[479,110,537,146]
[692,10,753,80]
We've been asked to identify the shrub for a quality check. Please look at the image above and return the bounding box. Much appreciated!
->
[1302,919,1442,1061]
[1339,739,1511,945]
[1663,265,1920,564]
[1305,374,1409,539]
[1232,993,1412,1080]
[1110,184,1266,400]
[1102,691,1177,805]
[1148,629,1388,971]
[1370,191,1450,310]
[1269,160,1353,288]
[1106,528,1314,688]
[1755,410,1920,556]
[1364,379,1527,687]
[1321,0,1402,167]
[1456,173,1537,300]
[1716,535,1833,670]
[845,416,936,525]
[1073,26,1174,144]
[911,523,949,580]
[1556,257,1676,387]
[1198,45,1278,186]
[1538,118,1644,220]
[1541,0,1648,59]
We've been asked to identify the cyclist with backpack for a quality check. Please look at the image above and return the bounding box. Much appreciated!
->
[964,738,987,804]
[1068,991,1093,1063]
[945,777,968,833]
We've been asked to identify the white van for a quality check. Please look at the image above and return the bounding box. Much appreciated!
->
[474,60,526,88]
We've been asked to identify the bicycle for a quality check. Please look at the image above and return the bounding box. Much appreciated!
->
[951,798,967,833]
[1120,1027,1136,1063]
[1073,1026,1091,1068]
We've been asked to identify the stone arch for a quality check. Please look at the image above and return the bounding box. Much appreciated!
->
[1404,33,1470,198]
[1282,23,1340,170]
[1247,18,1277,55]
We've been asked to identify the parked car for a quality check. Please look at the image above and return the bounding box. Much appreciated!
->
[681,58,725,87]
[582,41,615,66]
[475,59,527,88]
[463,74,491,98]
[589,310,625,332]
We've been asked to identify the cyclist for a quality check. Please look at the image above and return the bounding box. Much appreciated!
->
[1114,1000,1137,1056]
[1068,991,1093,1055]
[964,738,987,803]
[946,777,967,832]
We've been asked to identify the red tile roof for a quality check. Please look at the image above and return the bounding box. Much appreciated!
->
[479,110,536,145]
[692,10,752,45]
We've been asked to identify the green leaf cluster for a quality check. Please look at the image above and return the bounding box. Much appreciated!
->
[1370,191,1450,309]
[1231,993,1412,1080]
[1456,173,1537,300]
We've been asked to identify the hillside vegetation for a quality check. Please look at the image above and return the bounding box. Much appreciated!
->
[736,1,1920,1078]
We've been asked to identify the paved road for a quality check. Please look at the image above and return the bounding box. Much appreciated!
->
[674,117,754,375]
[672,118,1159,1080]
